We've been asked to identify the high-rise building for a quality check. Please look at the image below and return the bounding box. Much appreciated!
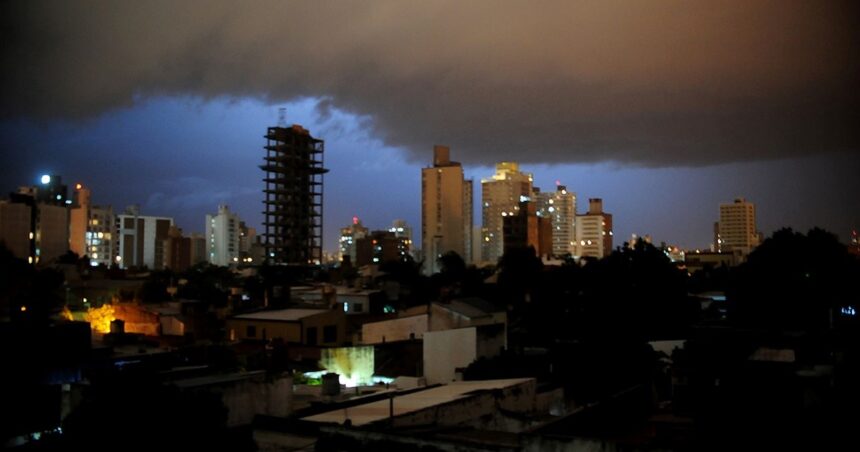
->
[575,198,613,259]
[238,221,256,262]
[0,200,32,261]
[481,162,533,264]
[163,225,192,272]
[69,183,115,266]
[34,174,69,206]
[421,145,473,274]
[261,124,328,265]
[86,205,115,267]
[502,201,552,257]
[189,233,208,266]
[206,205,243,266]
[355,230,412,266]
[115,205,173,270]
[339,217,369,264]
[3,176,71,264]
[69,183,90,258]
[535,184,576,257]
[389,219,414,260]
[717,197,759,255]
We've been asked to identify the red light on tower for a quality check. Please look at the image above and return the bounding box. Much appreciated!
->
[352,216,359,225]
[555,180,561,186]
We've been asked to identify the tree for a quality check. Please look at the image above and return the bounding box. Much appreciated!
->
[728,228,860,331]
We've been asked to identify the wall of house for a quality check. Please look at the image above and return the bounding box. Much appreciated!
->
[319,346,375,387]
[302,309,348,346]
[423,327,477,385]
[226,319,302,342]
[219,373,293,426]
[361,314,428,344]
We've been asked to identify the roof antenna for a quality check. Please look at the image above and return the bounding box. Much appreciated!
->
[278,107,287,127]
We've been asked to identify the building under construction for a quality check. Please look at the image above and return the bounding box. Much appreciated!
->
[261,124,327,265]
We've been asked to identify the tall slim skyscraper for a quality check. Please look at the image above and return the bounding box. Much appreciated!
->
[421,145,473,274]
[69,183,90,258]
[718,197,759,255]
[68,183,115,266]
[535,184,576,257]
[575,198,613,259]
[261,124,328,265]
[481,162,533,264]
[206,205,243,266]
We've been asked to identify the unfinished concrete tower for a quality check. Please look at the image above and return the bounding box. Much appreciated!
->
[261,124,327,265]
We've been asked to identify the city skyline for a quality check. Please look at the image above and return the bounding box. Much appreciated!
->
[1,1,858,254]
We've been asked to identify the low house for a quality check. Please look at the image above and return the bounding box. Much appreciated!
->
[227,309,326,342]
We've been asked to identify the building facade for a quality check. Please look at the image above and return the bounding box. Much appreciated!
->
[717,197,759,255]
[421,145,473,274]
[69,183,115,266]
[206,205,243,266]
[502,201,552,257]
[115,206,173,269]
[481,162,533,264]
[574,198,613,259]
[339,217,369,264]
[535,185,576,257]
[355,230,411,266]
[0,200,32,261]
[1,177,72,264]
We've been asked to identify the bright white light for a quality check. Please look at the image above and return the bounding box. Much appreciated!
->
[41,175,51,184]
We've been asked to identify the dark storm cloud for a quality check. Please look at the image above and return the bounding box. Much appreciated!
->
[2,0,857,166]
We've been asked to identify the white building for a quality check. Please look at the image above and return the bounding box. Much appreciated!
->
[574,198,613,259]
[115,205,173,269]
[206,205,243,266]
[535,184,576,257]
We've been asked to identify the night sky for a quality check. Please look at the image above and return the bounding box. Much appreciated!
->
[1,1,858,252]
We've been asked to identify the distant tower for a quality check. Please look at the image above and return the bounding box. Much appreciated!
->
[421,145,473,274]
[574,198,613,259]
[481,162,533,263]
[535,184,576,257]
[261,124,328,265]
[339,217,369,264]
[205,205,243,266]
[718,197,758,256]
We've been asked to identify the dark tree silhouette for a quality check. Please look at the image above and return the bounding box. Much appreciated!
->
[728,228,860,331]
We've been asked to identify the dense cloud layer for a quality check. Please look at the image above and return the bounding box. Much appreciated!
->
[2,0,857,166]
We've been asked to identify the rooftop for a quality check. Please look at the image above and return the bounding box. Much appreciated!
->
[232,308,327,322]
[302,378,532,426]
